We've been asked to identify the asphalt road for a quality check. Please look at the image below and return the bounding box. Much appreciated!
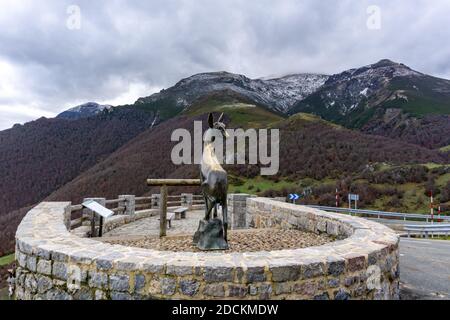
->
[337,214,450,299]
[399,237,450,300]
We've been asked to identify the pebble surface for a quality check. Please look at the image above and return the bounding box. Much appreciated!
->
[103,228,334,252]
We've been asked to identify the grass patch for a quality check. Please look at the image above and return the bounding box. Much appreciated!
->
[375,163,449,171]
[439,145,450,153]
[386,77,450,116]
[185,95,283,128]
[373,162,394,172]
[228,176,340,195]
[0,253,15,266]
[368,195,391,211]
[433,236,450,241]
[228,176,298,194]
[421,163,447,170]
[436,173,450,187]
[222,105,283,128]
[276,113,342,130]
[228,168,449,213]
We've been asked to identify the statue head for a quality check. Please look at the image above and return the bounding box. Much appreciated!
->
[204,112,229,143]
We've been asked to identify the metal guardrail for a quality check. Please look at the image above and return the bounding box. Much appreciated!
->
[404,224,450,238]
[306,205,450,222]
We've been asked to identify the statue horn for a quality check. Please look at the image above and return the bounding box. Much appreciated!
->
[217,113,224,122]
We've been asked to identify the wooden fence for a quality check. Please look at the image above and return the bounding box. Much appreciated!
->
[68,193,205,233]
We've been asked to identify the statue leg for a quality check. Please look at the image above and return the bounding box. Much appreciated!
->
[209,199,217,220]
[205,197,218,221]
[204,196,211,220]
[203,193,209,220]
[222,201,228,242]
[200,170,209,220]
[213,203,218,218]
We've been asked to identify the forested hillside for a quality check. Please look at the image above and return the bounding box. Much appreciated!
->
[0,107,156,216]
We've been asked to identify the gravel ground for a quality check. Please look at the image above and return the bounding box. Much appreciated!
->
[103,228,334,252]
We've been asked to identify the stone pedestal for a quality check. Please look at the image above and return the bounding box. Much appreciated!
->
[151,194,160,209]
[181,193,193,210]
[63,205,72,230]
[227,193,256,229]
[193,219,228,250]
[118,195,135,215]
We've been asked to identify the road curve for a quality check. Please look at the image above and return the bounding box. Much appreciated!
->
[399,237,450,300]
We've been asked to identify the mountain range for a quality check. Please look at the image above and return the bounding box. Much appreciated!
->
[59,59,450,148]
[290,59,450,148]
[136,71,328,114]
[1,59,449,257]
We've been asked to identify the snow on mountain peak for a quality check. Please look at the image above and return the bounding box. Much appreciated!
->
[137,71,329,113]
[57,102,113,120]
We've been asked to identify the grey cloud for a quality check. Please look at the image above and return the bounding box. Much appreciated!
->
[0,0,449,130]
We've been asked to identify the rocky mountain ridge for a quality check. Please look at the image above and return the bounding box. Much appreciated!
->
[57,102,113,120]
[136,71,329,113]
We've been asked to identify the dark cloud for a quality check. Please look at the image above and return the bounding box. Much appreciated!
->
[1,0,449,129]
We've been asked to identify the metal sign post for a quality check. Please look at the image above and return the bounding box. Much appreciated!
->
[303,187,312,198]
[430,191,434,224]
[335,188,339,207]
[289,193,300,204]
[348,194,360,214]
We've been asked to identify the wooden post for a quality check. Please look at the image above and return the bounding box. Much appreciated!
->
[90,212,96,237]
[348,196,352,216]
[99,216,104,237]
[147,179,201,238]
[160,185,168,238]
[147,179,201,186]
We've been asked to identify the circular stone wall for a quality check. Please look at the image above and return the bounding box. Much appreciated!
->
[14,198,400,300]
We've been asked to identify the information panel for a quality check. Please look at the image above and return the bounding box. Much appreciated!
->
[82,200,114,218]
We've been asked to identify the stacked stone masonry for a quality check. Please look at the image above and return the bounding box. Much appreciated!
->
[228,194,256,229]
[15,198,400,300]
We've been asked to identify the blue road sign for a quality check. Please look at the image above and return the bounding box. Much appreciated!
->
[348,194,359,201]
[289,193,300,201]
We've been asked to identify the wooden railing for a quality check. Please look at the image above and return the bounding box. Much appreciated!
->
[68,193,205,232]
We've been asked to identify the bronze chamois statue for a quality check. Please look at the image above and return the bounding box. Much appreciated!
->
[193,112,230,250]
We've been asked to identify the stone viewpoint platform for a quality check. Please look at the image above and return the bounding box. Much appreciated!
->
[14,197,400,300]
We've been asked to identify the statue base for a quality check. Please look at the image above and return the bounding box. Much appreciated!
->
[193,218,229,250]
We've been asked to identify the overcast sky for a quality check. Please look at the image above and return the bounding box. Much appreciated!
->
[0,0,449,130]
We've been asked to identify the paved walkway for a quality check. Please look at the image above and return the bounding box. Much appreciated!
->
[103,210,205,238]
